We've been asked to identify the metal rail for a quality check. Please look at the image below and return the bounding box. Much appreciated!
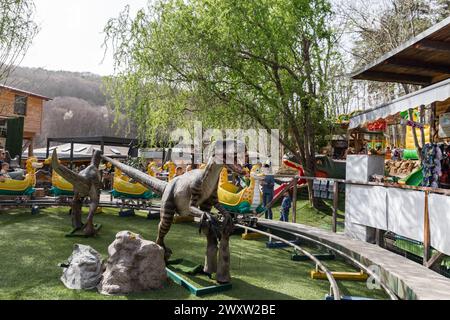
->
[234,223,341,300]
[0,197,160,211]
[257,221,399,300]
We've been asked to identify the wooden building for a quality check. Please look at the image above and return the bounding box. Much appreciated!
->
[0,85,51,158]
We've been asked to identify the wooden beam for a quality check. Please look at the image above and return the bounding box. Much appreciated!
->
[426,252,445,269]
[355,71,432,85]
[415,39,450,53]
[386,57,450,75]
[332,182,338,233]
[264,178,297,211]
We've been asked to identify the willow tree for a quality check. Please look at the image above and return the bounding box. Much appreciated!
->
[0,0,38,82]
[104,0,340,206]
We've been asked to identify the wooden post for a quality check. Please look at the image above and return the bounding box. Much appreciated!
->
[292,177,298,223]
[332,182,339,233]
[419,105,426,147]
[375,229,386,248]
[423,191,431,265]
[46,138,51,159]
[430,102,436,143]
[70,141,74,170]
[28,137,34,157]
[100,138,105,154]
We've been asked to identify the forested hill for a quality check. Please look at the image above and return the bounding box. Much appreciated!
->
[5,67,133,147]
[6,67,106,106]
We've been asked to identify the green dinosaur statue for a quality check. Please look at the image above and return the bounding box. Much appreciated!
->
[103,140,245,284]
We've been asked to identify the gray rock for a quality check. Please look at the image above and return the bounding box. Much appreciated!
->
[60,244,103,290]
[98,231,167,295]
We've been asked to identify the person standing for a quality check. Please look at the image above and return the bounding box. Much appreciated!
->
[261,163,275,220]
[280,191,292,222]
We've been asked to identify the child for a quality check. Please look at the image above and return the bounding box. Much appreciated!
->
[175,166,184,177]
[280,191,292,222]
[0,163,11,182]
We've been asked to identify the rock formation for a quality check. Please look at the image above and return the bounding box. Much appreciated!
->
[98,231,167,295]
[60,244,103,290]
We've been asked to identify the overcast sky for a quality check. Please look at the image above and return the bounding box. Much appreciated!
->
[21,0,149,76]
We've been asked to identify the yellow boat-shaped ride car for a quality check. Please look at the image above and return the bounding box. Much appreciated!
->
[111,167,158,200]
[218,164,265,214]
[47,156,75,196]
[0,158,41,196]
[50,171,75,196]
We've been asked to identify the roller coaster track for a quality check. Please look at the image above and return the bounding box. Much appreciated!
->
[235,223,342,300]
[246,222,399,300]
[0,197,160,212]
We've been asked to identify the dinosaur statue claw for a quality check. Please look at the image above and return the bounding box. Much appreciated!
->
[199,212,221,241]
[164,246,173,261]
[83,221,97,236]
[221,213,235,237]
[216,280,231,285]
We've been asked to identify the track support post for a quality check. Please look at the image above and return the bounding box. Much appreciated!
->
[292,177,298,223]
[423,191,431,265]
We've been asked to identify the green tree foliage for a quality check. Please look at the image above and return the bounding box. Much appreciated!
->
[0,0,38,82]
[104,0,342,204]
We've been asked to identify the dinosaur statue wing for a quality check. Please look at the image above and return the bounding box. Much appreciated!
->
[102,155,167,194]
[51,149,90,194]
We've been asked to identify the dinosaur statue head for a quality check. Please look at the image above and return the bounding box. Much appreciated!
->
[91,149,102,168]
[207,140,246,175]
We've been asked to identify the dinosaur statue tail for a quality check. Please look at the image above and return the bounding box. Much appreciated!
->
[101,155,167,194]
[51,149,91,195]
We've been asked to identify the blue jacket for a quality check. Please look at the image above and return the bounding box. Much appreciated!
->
[281,196,292,211]
[262,175,275,194]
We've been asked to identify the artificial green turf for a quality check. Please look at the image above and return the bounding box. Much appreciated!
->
[0,207,387,300]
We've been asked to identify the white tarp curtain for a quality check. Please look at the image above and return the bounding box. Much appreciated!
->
[346,185,450,256]
[346,185,388,230]
[387,188,425,243]
[349,77,450,129]
[429,193,450,255]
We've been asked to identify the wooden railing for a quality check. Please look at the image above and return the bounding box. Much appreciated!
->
[266,175,343,233]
